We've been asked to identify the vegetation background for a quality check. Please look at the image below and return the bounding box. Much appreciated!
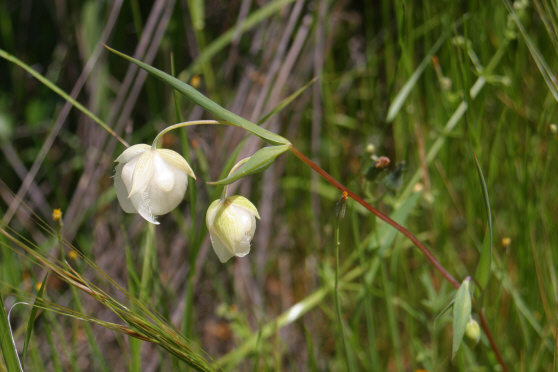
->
[0,0,557,371]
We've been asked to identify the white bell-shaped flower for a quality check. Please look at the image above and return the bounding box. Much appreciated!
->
[114,144,195,224]
[206,195,260,263]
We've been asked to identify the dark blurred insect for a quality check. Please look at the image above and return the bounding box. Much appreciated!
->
[384,161,406,191]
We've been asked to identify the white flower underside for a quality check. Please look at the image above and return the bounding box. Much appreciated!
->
[114,147,190,224]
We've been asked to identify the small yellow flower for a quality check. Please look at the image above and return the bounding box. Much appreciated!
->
[52,208,63,223]
[114,144,195,224]
[206,196,260,263]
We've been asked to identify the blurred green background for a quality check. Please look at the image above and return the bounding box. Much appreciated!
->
[1,0,557,371]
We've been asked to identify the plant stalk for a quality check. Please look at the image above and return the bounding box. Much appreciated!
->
[288,144,459,288]
[288,143,508,371]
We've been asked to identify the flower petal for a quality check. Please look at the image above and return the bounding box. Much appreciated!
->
[227,195,260,219]
[129,187,159,225]
[115,144,150,163]
[157,149,196,179]
[114,163,137,213]
[208,226,234,263]
[233,235,252,257]
[128,151,155,197]
[149,154,188,215]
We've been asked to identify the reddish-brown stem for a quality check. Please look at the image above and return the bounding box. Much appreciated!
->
[289,144,509,370]
[289,144,460,288]
[479,309,508,372]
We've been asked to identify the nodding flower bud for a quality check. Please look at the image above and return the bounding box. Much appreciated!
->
[465,318,481,347]
[114,144,195,224]
[206,196,260,263]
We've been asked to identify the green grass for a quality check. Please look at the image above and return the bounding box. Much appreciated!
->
[1,0,557,371]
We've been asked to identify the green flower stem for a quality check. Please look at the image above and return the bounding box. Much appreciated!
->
[151,120,229,149]
[221,157,251,200]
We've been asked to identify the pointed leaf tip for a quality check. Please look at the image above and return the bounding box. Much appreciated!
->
[208,145,290,186]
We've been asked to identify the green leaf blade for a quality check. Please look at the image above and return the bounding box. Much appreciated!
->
[22,273,48,369]
[452,277,472,359]
[473,151,492,299]
[208,145,290,186]
[0,292,22,372]
[104,45,290,146]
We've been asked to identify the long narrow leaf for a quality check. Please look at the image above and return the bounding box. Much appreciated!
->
[473,151,492,298]
[386,34,448,123]
[104,45,290,146]
[258,77,317,125]
[0,48,126,147]
[0,292,22,372]
[22,273,48,370]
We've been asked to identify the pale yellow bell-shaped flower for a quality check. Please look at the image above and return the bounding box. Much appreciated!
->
[114,144,195,224]
[206,195,260,263]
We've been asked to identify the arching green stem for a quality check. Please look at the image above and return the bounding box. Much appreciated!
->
[151,120,232,149]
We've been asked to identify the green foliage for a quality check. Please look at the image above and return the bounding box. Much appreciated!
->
[0,292,21,371]
[208,145,290,186]
[0,0,557,371]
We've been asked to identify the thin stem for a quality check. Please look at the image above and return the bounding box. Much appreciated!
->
[221,157,251,200]
[480,309,509,372]
[151,120,230,149]
[334,202,354,372]
[288,144,460,289]
[289,144,509,371]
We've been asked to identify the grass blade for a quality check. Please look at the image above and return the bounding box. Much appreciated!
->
[21,273,48,370]
[473,151,492,298]
[257,77,317,125]
[0,48,127,147]
[386,34,447,123]
[0,292,22,371]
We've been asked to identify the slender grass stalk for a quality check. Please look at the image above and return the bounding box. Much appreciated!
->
[333,193,354,372]
[53,212,109,372]
[0,293,22,372]
[0,48,127,147]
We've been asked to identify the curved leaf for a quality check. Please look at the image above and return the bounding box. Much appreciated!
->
[208,145,290,186]
[473,151,492,299]
[104,45,290,146]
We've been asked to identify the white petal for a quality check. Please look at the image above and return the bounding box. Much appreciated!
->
[114,163,137,213]
[209,227,234,263]
[156,149,196,179]
[228,195,260,219]
[206,199,221,226]
[130,188,159,225]
[232,209,255,256]
[234,235,252,257]
[115,144,150,163]
[129,151,155,197]
[149,155,188,215]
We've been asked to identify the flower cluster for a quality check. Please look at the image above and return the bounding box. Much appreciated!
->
[114,140,260,263]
